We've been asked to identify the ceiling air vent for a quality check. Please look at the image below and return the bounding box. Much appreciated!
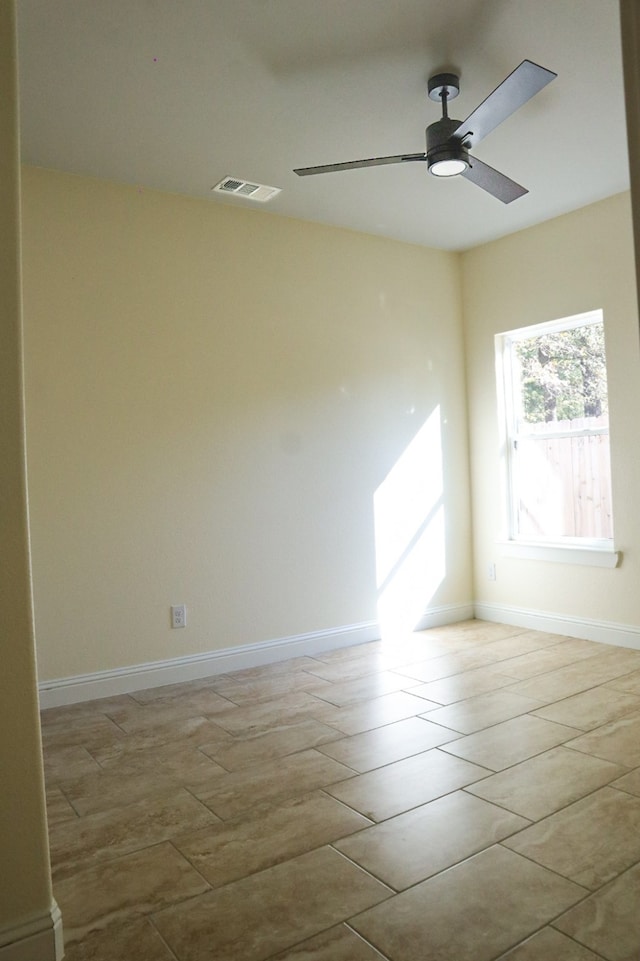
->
[212,177,281,203]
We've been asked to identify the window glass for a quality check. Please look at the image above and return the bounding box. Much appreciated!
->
[497,310,613,545]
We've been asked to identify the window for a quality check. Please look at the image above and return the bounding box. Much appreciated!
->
[496,310,614,550]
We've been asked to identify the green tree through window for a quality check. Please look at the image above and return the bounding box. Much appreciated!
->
[515,324,608,424]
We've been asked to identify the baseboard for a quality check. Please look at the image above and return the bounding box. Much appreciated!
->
[414,602,475,631]
[0,903,63,961]
[38,604,472,709]
[474,602,640,650]
[38,620,379,708]
[40,600,637,709]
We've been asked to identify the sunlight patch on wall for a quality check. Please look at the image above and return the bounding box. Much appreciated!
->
[374,407,446,638]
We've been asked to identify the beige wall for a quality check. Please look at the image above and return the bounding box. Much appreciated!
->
[21,167,472,680]
[462,191,640,624]
[620,0,640,319]
[0,0,54,948]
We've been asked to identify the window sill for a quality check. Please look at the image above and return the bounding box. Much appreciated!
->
[497,540,621,568]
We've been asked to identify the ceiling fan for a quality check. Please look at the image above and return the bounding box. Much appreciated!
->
[294,60,557,204]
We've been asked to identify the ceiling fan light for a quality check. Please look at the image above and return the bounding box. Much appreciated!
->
[430,157,468,177]
[426,124,469,179]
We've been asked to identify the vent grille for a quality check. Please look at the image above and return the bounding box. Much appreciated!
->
[219,178,243,192]
[212,177,281,203]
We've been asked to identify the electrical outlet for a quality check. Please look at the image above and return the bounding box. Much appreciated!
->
[171,604,187,628]
[488,563,496,581]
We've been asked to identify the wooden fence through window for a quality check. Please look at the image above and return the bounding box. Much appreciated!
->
[517,416,613,539]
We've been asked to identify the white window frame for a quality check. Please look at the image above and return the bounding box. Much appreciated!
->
[495,309,619,567]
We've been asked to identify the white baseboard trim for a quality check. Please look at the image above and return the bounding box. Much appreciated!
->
[0,903,63,961]
[414,602,475,632]
[474,602,640,650]
[38,603,472,709]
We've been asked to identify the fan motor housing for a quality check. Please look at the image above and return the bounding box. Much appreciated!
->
[426,118,469,174]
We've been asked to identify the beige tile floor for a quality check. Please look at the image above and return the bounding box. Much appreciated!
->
[40,620,640,961]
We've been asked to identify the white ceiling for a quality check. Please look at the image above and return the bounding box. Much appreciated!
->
[16,0,629,251]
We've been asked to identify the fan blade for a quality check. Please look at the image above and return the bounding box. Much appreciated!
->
[294,153,427,176]
[454,60,556,149]
[461,155,527,204]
